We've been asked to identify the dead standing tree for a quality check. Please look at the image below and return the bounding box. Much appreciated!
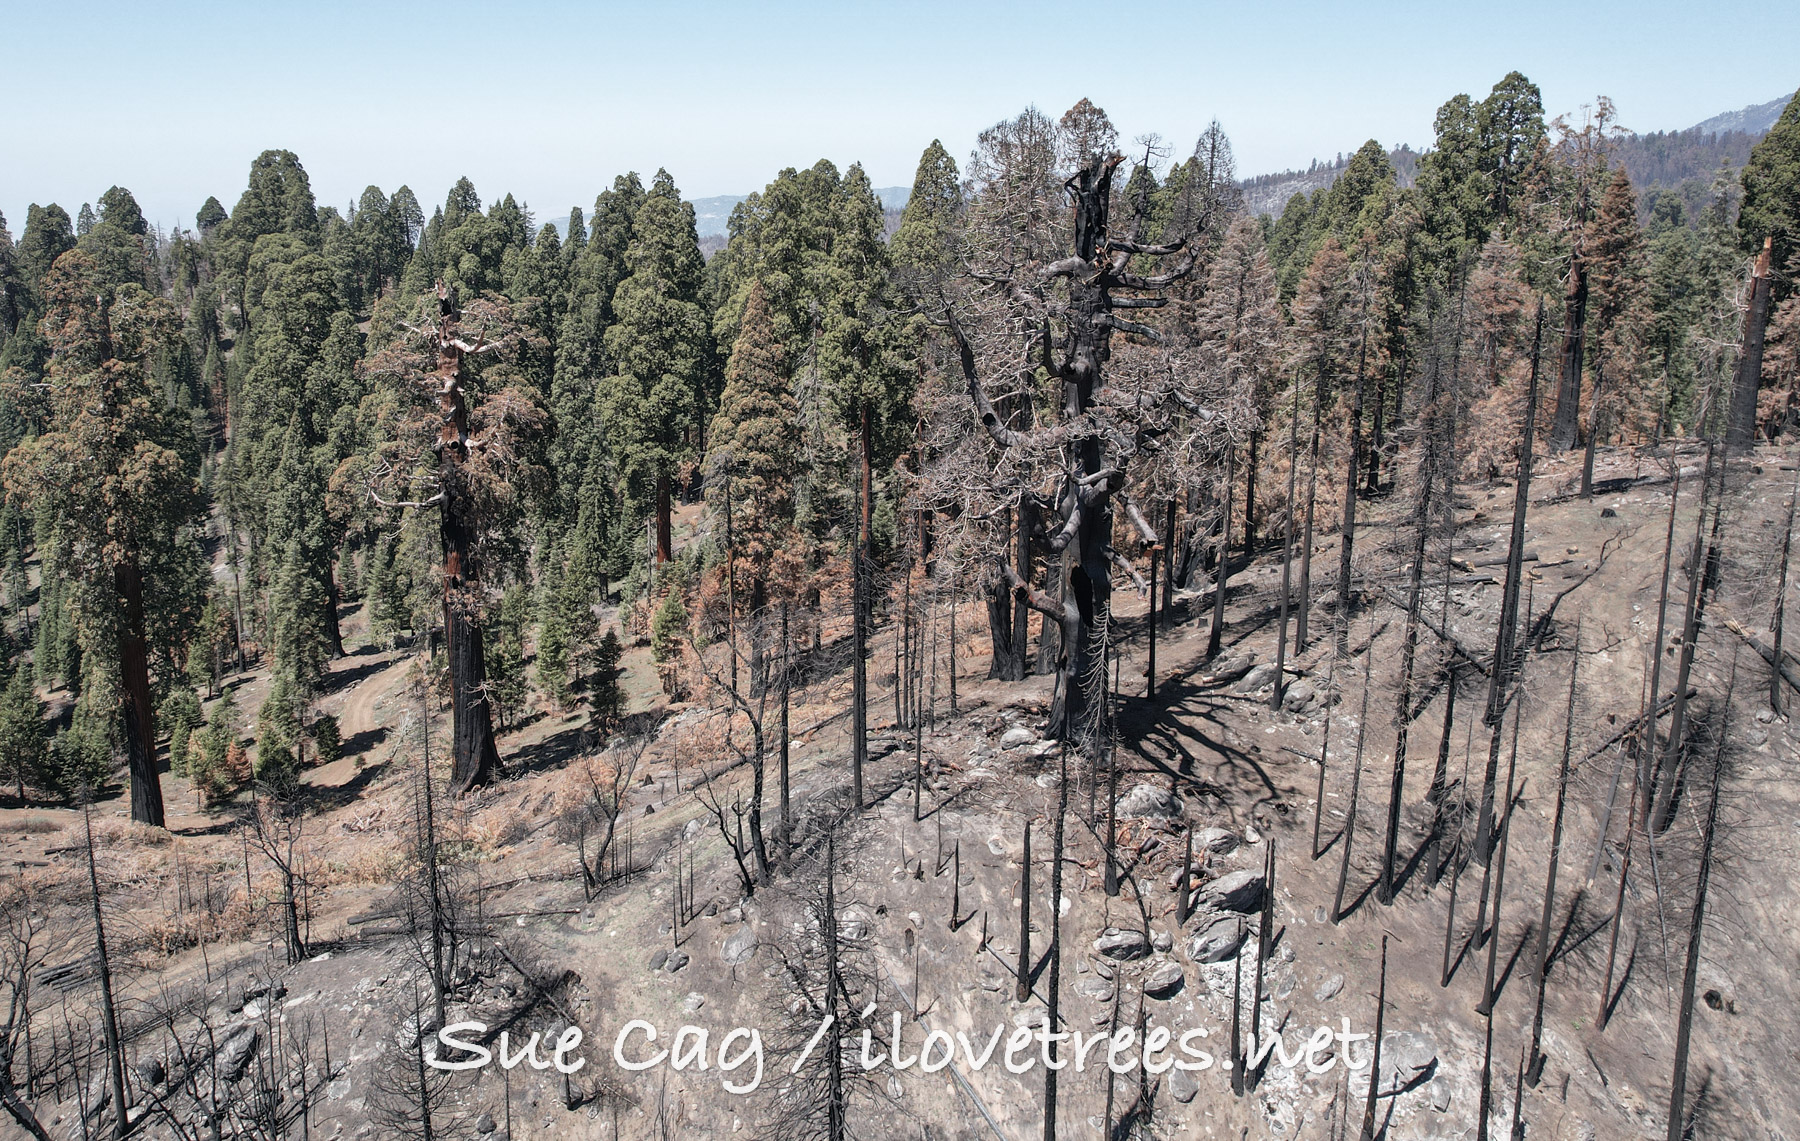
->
[364,283,545,793]
[944,122,1234,743]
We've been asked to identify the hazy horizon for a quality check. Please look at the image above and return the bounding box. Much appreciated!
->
[5,0,1794,236]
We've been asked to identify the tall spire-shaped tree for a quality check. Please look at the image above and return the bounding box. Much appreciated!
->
[599,170,711,564]
[708,280,797,614]
[3,251,205,825]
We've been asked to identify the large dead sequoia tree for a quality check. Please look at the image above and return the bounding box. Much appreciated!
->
[429,285,504,792]
[367,284,542,793]
[946,152,1216,741]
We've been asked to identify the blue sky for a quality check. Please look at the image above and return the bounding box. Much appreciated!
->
[4,0,1795,235]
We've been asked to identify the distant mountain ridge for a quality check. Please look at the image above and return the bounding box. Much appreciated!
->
[540,94,1798,235]
[1688,94,1791,137]
[1244,91,1796,218]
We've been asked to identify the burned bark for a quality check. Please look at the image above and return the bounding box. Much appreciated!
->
[430,286,503,795]
[947,150,1204,744]
[1548,243,1588,453]
[1475,304,1544,863]
[1724,237,1775,454]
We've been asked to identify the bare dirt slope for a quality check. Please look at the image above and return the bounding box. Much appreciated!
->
[3,441,1798,1141]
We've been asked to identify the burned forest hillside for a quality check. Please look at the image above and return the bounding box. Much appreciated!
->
[2,76,1800,1141]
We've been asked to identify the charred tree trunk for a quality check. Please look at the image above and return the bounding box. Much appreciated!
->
[852,551,868,809]
[81,801,130,1140]
[1041,750,1069,1140]
[1273,377,1301,710]
[1358,935,1388,1141]
[1244,430,1259,552]
[432,288,502,795]
[1771,474,1796,714]
[1366,359,1387,495]
[1527,647,1578,1084]
[1475,304,1544,862]
[780,602,792,846]
[1637,470,1683,826]
[1477,720,1519,1017]
[113,557,165,827]
[1725,237,1775,454]
[1298,368,1324,649]
[1666,715,1728,1141]
[1651,447,1717,833]
[1162,498,1177,622]
[1015,818,1031,1003]
[1381,491,1432,904]
[1548,247,1588,453]
[987,510,1024,680]
[1333,636,1376,923]
[1338,328,1369,640]
[1424,645,1459,887]
[1598,747,1642,1031]
[1147,545,1158,700]
[1581,362,1606,497]
[1208,445,1235,660]
[823,839,846,1141]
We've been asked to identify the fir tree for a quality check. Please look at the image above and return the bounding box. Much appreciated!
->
[0,665,47,798]
[1739,88,1800,303]
[707,280,798,611]
[599,170,712,564]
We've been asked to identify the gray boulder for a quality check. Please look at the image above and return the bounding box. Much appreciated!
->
[1093,929,1151,961]
[1186,918,1246,964]
[722,928,758,965]
[1282,679,1318,712]
[1142,961,1185,999]
[1170,1065,1200,1103]
[1000,726,1037,749]
[1377,1031,1438,1093]
[1117,783,1181,819]
[1314,974,1344,1001]
[1194,826,1238,855]
[1201,869,1265,913]
[1074,977,1114,1001]
[1233,663,1280,694]
[1207,651,1257,685]
[219,1027,259,1082]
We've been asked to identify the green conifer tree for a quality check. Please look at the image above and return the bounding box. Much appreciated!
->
[599,170,712,565]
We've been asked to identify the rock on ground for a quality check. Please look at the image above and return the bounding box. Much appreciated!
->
[1093,928,1151,961]
[1186,918,1246,964]
[1201,868,1265,913]
[1142,961,1185,999]
[1117,783,1181,819]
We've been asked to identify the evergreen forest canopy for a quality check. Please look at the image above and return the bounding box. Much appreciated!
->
[0,74,1798,831]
